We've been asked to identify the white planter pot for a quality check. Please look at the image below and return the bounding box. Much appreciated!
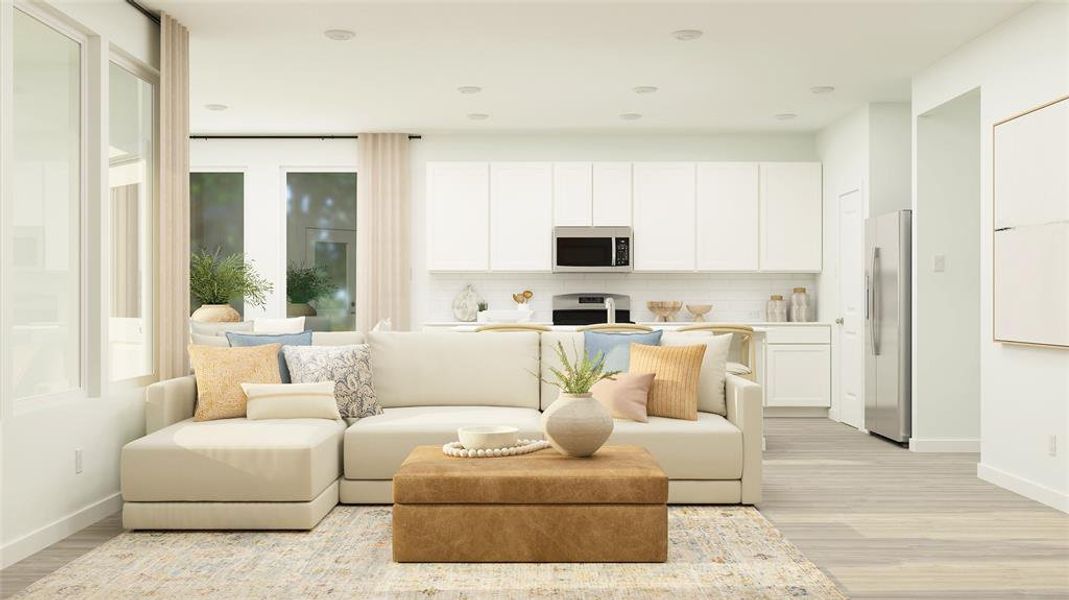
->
[541,392,614,458]
[190,303,241,323]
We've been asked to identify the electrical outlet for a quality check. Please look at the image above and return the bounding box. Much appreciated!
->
[74,448,83,474]
[1049,435,1058,457]
[933,254,946,272]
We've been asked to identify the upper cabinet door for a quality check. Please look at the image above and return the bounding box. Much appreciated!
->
[553,162,593,226]
[592,162,632,226]
[426,162,489,271]
[633,162,696,271]
[490,162,553,271]
[760,162,823,272]
[696,163,759,271]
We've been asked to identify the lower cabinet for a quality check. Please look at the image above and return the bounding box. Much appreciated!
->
[761,325,831,408]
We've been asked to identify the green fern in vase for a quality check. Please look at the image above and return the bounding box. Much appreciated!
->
[536,341,619,394]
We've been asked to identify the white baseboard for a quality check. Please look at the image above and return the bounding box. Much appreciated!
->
[764,406,829,418]
[977,463,1069,513]
[0,492,123,569]
[908,438,980,453]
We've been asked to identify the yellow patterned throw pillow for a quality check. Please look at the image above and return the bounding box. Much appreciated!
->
[628,343,706,421]
[188,344,282,421]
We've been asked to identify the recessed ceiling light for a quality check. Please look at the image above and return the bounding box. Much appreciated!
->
[632,86,658,94]
[467,113,490,121]
[323,29,355,41]
[774,113,798,121]
[671,29,703,41]
[619,113,643,121]
[457,86,482,95]
[810,86,836,95]
[204,103,228,111]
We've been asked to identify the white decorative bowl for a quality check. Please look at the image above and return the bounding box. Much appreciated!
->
[458,425,519,450]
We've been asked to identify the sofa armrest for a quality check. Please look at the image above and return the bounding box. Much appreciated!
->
[145,375,197,433]
[725,373,763,504]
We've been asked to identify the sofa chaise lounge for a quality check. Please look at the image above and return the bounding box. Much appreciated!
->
[121,330,763,530]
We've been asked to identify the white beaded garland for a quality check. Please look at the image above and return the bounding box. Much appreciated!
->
[441,439,550,458]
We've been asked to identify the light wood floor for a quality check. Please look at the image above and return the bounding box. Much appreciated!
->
[2,418,1067,599]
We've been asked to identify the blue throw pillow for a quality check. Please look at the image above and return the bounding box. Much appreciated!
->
[583,330,663,373]
[225,330,313,383]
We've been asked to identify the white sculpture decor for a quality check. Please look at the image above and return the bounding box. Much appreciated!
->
[452,284,482,322]
[442,440,550,458]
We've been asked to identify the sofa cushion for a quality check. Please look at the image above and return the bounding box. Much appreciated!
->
[369,332,540,409]
[227,330,313,382]
[344,406,543,479]
[582,329,663,372]
[122,418,345,502]
[607,413,742,479]
[311,331,366,346]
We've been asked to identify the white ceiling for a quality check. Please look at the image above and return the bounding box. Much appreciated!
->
[147,0,1031,135]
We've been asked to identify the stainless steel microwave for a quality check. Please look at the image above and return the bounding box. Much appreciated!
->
[552,226,633,273]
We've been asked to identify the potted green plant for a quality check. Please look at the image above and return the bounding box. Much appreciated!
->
[189,248,273,322]
[536,342,619,457]
[286,263,336,317]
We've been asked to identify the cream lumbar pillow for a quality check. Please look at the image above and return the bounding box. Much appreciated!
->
[628,343,706,421]
[187,344,282,421]
[662,332,733,416]
[591,372,656,423]
[241,381,341,420]
[253,316,305,334]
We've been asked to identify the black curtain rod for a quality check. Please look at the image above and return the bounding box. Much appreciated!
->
[190,135,422,140]
[125,0,160,25]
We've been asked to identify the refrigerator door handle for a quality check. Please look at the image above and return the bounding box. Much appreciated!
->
[871,247,881,356]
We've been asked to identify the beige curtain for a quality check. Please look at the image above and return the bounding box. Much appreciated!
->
[356,134,411,332]
[158,14,190,378]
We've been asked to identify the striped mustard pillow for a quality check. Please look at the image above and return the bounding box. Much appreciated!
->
[628,343,706,421]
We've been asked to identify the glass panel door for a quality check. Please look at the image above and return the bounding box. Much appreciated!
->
[285,172,357,331]
[190,172,245,316]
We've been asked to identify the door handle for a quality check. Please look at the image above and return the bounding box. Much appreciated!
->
[835,317,844,325]
[870,247,881,356]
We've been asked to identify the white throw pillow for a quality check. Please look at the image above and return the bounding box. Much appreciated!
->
[727,361,752,376]
[189,320,253,337]
[661,332,733,416]
[240,381,341,420]
[253,317,305,334]
[190,333,229,347]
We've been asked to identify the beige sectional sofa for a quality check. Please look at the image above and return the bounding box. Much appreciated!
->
[121,330,762,530]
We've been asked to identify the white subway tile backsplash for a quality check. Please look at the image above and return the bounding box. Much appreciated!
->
[425,273,818,323]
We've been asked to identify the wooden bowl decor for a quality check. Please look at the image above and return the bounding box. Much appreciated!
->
[647,300,683,322]
[686,304,713,322]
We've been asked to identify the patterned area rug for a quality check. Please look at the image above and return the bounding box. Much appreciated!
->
[15,506,845,599]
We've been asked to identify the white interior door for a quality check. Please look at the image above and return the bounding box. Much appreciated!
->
[837,188,865,428]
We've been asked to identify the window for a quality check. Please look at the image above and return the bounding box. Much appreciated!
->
[285,172,357,331]
[107,61,156,381]
[190,172,244,315]
[9,9,83,399]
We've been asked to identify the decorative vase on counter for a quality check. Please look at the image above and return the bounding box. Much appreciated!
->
[191,303,241,323]
[789,287,813,322]
[766,295,788,323]
[452,284,483,322]
[541,393,614,457]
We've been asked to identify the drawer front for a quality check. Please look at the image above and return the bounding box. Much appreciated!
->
[764,325,831,345]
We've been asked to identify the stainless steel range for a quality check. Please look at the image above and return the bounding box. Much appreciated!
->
[552,293,632,326]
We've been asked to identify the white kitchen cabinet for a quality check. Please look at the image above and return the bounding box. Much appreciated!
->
[553,162,593,226]
[490,162,553,271]
[759,162,822,272]
[696,162,759,271]
[764,339,831,408]
[633,162,696,271]
[426,162,489,271]
[592,162,632,226]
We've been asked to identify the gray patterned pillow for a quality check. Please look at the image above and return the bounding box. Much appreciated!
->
[282,344,382,418]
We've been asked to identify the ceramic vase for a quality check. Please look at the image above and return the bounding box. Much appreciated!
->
[541,393,614,457]
[452,284,482,322]
[287,302,317,317]
[190,303,241,323]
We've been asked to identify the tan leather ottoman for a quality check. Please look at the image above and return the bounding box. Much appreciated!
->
[392,445,668,563]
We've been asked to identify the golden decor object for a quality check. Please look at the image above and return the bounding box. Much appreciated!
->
[646,301,683,322]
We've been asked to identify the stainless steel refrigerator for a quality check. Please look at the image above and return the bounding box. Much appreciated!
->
[865,210,911,443]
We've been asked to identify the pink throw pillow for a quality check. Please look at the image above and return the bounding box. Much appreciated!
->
[592,372,656,423]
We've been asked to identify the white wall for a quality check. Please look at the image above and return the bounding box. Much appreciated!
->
[912,2,1069,511]
[410,133,819,327]
[868,103,912,218]
[0,0,159,567]
[913,90,981,451]
[190,139,360,320]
